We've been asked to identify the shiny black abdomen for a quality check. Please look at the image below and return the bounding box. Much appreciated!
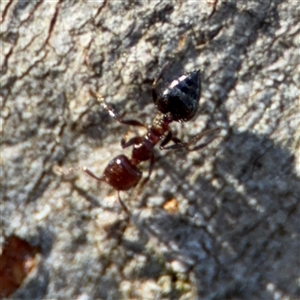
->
[153,70,201,122]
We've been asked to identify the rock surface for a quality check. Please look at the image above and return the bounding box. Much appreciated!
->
[1,1,299,299]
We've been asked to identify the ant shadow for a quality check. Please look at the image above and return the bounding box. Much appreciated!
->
[91,128,298,300]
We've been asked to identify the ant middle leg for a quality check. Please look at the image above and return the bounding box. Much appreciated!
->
[89,89,146,128]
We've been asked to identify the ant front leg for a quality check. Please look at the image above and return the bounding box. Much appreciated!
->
[141,153,155,188]
[133,153,155,206]
[89,89,146,128]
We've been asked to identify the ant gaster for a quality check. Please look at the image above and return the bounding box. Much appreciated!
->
[85,65,219,212]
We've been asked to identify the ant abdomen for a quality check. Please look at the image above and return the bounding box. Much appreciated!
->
[153,70,201,122]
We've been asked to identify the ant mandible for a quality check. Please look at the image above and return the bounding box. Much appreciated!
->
[84,63,219,212]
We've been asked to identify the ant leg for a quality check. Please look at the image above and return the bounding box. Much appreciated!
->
[133,154,155,205]
[159,130,184,150]
[141,153,155,187]
[160,128,221,151]
[187,127,221,151]
[152,56,183,91]
[152,61,171,89]
[117,191,130,214]
[152,61,173,101]
[89,89,146,128]
[159,131,172,149]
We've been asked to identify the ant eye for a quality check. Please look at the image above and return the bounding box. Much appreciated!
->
[154,70,201,122]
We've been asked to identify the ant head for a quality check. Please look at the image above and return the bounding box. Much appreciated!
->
[152,70,201,122]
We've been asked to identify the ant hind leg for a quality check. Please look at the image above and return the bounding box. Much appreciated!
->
[160,128,221,151]
[152,61,172,89]
[186,127,221,152]
[89,89,146,128]
[159,130,185,150]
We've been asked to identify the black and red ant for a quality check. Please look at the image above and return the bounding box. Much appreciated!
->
[84,63,219,212]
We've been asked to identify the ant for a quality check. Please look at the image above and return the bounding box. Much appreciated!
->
[84,63,219,212]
